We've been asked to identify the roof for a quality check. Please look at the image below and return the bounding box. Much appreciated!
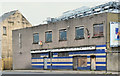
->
[0,10,17,23]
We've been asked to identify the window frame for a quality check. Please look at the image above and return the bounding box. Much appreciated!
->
[33,33,39,44]
[77,56,87,67]
[75,26,84,40]
[31,53,41,58]
[58,52,69,57]
[93,23,104,38]
[3,26,7,35]
[59,29,67,41]
[45,31,52,43]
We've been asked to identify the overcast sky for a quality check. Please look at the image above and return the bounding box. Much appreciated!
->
[0,0,117,26]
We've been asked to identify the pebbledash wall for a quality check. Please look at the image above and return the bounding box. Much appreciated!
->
[12,13,119,71]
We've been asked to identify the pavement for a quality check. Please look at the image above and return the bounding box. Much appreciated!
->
[2,70,120,75]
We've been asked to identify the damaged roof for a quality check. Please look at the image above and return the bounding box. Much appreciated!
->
[0,10,17,23]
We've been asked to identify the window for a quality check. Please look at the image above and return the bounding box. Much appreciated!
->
[33,33,39,44]
[77,56,87,67]
[3,26,7,35]
[19,33,22,48]
[93,23,103,37]
[32,53,41,58]
[58,52,69,57]
[45,31,52,42]
[75,26,84,39]
[59,29,67,41]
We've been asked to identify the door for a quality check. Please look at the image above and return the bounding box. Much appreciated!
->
[73,57,77,70]
[91,55,96,70]
[44,57,47,69]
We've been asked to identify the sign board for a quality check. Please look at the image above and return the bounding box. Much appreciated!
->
[31,46,96,53]
[110,22,120,47]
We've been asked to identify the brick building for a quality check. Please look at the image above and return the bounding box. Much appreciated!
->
[0,10,32,69]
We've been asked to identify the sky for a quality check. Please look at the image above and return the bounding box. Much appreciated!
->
[0,0,117,26]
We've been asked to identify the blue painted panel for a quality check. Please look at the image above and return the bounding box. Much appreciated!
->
[51,66,73,69]
[96,45,106,47]
[32,65,43,69]
[87,62,106,64]
[53,56,73,59]
[87,56,106,58]
[32,62,73,64]
[77,67,90,70]
[32,58,43,59]
[32,62,44,64]
[96,66,106,70]
[69,50,105,55]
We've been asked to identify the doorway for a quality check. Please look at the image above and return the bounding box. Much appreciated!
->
[44,57,47,70]
[90,55,96,70]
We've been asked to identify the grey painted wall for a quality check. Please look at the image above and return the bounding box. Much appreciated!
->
[12,13,108,69]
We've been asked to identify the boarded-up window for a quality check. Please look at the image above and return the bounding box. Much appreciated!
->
[77,56,87,67]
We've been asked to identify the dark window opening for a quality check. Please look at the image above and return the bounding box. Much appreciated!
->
[32,53,41,58]
[58,52,69,57]
[3,26,7,35]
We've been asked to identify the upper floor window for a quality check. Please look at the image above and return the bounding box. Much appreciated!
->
[3,26,7,35]
[33,33,39,44]
[75,26,84,39]
[93,23,103,37]
[45,31,52,42]
[59,29,67,41]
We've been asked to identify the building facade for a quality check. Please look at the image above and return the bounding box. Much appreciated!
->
[12,12,120,71]
[0,10,32,69]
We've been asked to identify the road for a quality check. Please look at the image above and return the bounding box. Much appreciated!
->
[1,71,119,76]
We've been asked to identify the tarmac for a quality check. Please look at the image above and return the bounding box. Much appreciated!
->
[2,70,120,74]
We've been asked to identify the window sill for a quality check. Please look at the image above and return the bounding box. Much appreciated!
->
[75,37,84,40]
[59,40,67,42]
[45,41,52,43]
[32,43,38,44]
[3,34,7,36]
[92,35,104,38]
